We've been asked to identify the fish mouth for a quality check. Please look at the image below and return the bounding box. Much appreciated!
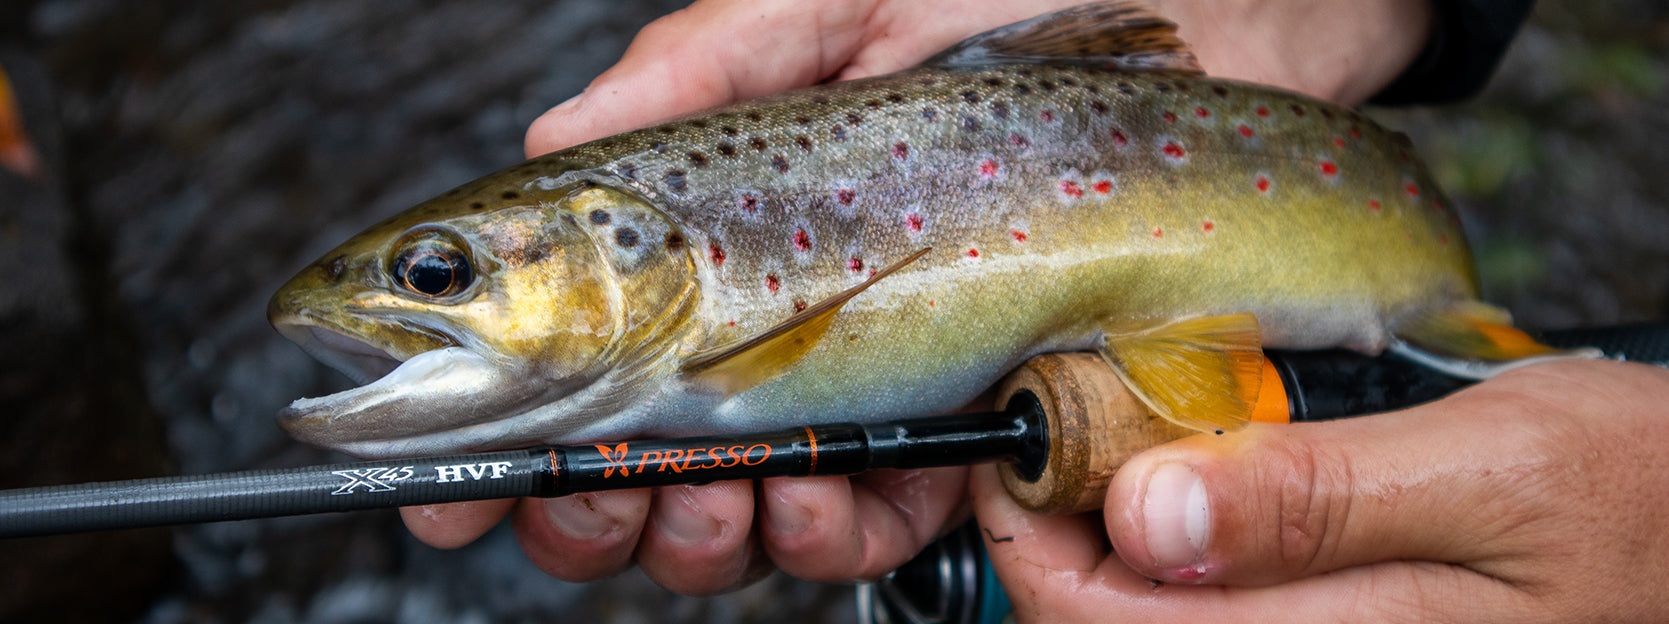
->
[282,325,407,386]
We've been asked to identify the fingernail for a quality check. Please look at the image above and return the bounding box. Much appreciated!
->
[655,486,723,547]
[765,489,812,536]
[1143,462,1210,570]
[544,495,614,540]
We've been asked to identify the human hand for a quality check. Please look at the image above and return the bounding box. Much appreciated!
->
[401,0,1433,594]
[972,359,1669,622]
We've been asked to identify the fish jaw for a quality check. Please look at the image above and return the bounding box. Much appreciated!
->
[278,346,528,452]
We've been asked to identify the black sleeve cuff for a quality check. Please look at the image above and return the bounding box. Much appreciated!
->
[1369,0,1537,106]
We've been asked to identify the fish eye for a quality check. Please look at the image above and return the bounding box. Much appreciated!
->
[391,231,473,298]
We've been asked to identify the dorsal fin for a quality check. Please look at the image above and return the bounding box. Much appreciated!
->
[680,248,932,395]
[924,1,1203,75]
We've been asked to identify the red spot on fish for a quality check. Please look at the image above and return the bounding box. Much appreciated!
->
[1433,199,1445,213]
[1256,107,1270,117]
[892,141,910,159]
[794,300,808,312]
[966,248,980,258]
[1059,181,1083,197]
[836,189,855,205]
[1368,199,1382,211]
[1256,175,1271,193]
[1202,220,1214,232]
[1009,133,1030,148]
[1163,142,1186,159]
[1238,125,1253,137]
[929,300,936,307]
[766,274,780,293]
[1320,161,1338,176]
[1194,107,1210,118]
[848,257,864,272]
[709,245,726,265]
[1093,180,1113,194]
[1011,229,1028,242]
[1350,126,1363,139]
[1110,129,1129,146]
[739,195,758,212]
[906,213,924,232]
[1332,137,1346,149]
[1405,182,1420,198]
[1439,234,1449,245]
[728,319,736,326]
[869,268,877,277]
[1152,227,1164,238]
[1163,111,1177,123]
[980,159,999,177]
[1040,110,1055,122]
[793,229,812,251]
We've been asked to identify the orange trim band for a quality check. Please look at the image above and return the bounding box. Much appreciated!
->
[803,425,819,475]
[1250,357,1291,424]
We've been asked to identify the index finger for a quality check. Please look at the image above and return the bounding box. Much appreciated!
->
[525,0,875,156]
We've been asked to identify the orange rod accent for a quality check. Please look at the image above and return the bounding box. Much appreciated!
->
[803,425,819,476]
[1249,357,1291,424]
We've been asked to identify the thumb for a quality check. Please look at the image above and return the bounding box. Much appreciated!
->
[1104,380,1561,587]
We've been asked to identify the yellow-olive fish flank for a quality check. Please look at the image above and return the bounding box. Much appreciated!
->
[269,2,1565,458]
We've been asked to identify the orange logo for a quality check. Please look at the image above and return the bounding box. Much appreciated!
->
[595,443,630,478]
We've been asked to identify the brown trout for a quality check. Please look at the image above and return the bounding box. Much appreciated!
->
[269,3,1568,458]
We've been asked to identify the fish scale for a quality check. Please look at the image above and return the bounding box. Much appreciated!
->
[267,3,1540,457]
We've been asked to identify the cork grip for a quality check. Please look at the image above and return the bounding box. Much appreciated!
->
[994,352,1196,515]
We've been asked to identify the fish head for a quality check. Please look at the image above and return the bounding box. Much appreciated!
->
[269,172,698,456]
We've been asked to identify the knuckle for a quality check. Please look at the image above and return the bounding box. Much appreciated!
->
[1266,437,1356,575]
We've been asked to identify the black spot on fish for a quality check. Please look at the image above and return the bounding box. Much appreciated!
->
[690,120,709,129]
[577,179,597,189]
[1084,84,1099,94]
[445,188,463,198]
[795,135,813,151]
[746,112,763,122]
[795,115,812,125]
[617,162,638,180]
[665,232,684,250]
[717,143,737,157]
[1212,85,1230,97]
[865,99,882,109]
[1013,83,1032,95]
[1017,68,1034,78]
[722,125,740,136]
[1154,83,1172,93]
[921,107,939,122]
[1320,108,1335,120]
[962,116,982,132]
[657,125,678,134]
[1089,100,1108,115]
[501,190,520,200]
[615,228,640,248]
[750,137,768,151]
[469,201,485,210]
[688,151,708,167]
[885,93,904,103]
[1117,82,1136,96]
[1173,81,1191,93]
[846,112,863,125]
[1061,77,1077,87]
[919,78,936,87]
[649,142,668,153]
[984,77,1003,87]
[589,209,611,225]
[1290,104,1306,116]
[771,154,791,173]
[665,169,687,192]
[830,125,847,141]
[812,95,830,104]
[990,101,1009,120]
[960,90,981,104]
[1038,80,1056,91]
[596,140,616,150]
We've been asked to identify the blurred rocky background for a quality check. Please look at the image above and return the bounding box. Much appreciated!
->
[0,0,1662,622]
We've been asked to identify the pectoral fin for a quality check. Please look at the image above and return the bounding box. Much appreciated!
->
[1389,302,1600,379]
[924,1,1203,75]
[680,248,931,395]
[1098,313,1265,434]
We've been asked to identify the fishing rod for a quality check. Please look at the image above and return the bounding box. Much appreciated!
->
[2,324,1664,539]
